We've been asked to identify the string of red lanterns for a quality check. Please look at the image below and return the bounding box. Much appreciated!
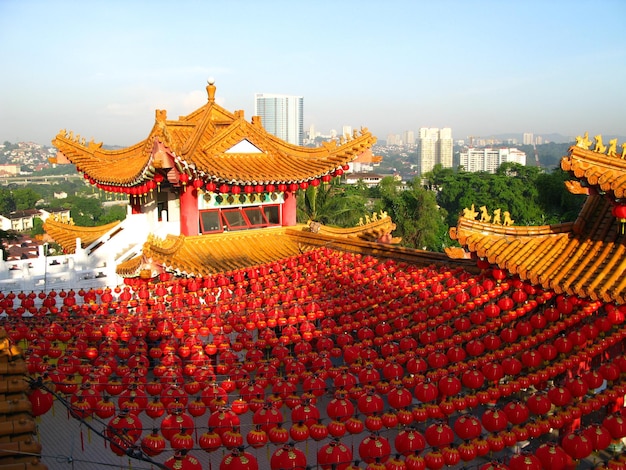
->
[13,247,626,469]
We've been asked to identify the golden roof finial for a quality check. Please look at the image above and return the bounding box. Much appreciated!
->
[462,204,478,219]
[593,135,607,153]
[575,132,592,149]
[207,77,216,103]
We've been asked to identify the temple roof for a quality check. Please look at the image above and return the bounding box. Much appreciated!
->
[50,81,376,190]
[118,227,309,278]
[562,136,626,197]
[114,213,404,278]
[43,216,121,254]
[449,139,626,304]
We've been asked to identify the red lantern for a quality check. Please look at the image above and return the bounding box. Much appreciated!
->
[268,424,289,444]
[423,449,445,470]
[414,380,439,403]
[161,408,195,441]
[527,392,552,415]
[508,452,542,470]
[309,420,329,441]
[346,415,365,434]
[317,438,353,470]
[425,422,454,447]
[388,384,413,409]
[584,423,613,451]
[438,375,461,397]
[395,427,426,456]
[612,204,626,233]
[482,408,508,433]
[405,452,426,470]
[357,389,385,415]
[141,429,166,457]
[220,448,259,470]
[561,430,593,460]
[289,421,310,441]
[271,443,307,470]
[535,442,568,470]
[603,414,626,439]
[458,441,478,462]
[359,433,392,464]
[246,424,269,448]
[453,414,482,440]
[548,386,572,407]
[28,387,54,417]
[170,428,195,451]
[502,400,530,425]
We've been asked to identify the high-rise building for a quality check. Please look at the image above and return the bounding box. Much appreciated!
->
[459,148,527,173]
[254,93,303,145]
[439,128,453,168]
[403,130,415,146]
[523,133,534,145]
[417,127,454,175]
[387,134,401,146]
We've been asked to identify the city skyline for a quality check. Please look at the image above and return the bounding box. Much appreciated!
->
[1,1,626,147]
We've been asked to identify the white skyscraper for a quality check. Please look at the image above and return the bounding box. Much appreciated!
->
[403,130,415,146]
[254,93,304,145]
[523,133,534,145]
[459,148,527,173]
[417,127,454,175]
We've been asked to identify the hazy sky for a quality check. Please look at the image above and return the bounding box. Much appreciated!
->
[1,0,625,146]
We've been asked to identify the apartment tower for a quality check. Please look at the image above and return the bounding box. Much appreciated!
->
[254,93,304,146]
[417,127,453,175]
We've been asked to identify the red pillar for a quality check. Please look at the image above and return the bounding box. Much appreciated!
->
[180,185,199,236]
[282,191,297,226]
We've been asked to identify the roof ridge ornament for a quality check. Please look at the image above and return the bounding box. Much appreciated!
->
[207,78,216,103]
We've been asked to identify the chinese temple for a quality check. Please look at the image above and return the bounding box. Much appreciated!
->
[1,82,626,470]
[46,79,381,281]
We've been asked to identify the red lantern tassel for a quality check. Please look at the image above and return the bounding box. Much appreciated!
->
[80,426,84,451]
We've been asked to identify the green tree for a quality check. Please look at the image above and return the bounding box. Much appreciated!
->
[12,188,42,210]
[428,162,574,228]
[0,188,16,215]
[377,177,449,251]
[0,229,18,261]
[62,196,104,226]
[536,167,585,223]
[30,217,45,237]
[100,204,127,224]
[296,181,368,227]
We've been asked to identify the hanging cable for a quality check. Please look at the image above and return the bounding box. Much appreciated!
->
[25,375,169,470]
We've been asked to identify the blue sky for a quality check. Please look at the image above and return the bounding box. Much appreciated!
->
[1,0,625,146]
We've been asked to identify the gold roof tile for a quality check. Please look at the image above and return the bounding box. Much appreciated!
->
[43,217,121,254]
[562,142,626,197]
[140,227,309,277]
[51,83,376,187]
[450,194,626,303]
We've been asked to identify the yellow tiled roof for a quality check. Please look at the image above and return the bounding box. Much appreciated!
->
[449,192,626,303]
[448,139,626,304]
[133,226,310,277]
[51,83,376,188]
[308,212,400,243]
[42,217,121,254]
[562,141,626,197]
[124,217,466,278]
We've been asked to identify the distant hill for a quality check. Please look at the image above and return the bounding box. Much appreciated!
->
[490,133,626,145]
